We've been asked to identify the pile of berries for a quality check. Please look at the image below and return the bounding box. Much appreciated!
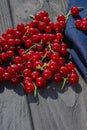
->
[0,7,80,96]
[75,17,87,31]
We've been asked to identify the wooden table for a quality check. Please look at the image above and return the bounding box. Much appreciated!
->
[0,0,87,130]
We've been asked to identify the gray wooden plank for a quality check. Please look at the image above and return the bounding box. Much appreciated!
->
[0,0,87,130]
[0,0,34,130]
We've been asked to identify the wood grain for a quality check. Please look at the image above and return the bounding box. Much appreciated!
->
[0,0,87,130]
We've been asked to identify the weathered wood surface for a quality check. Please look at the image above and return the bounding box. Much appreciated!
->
[0,0,87,130]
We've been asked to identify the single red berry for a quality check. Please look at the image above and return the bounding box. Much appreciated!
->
[14,56,23,64]
[40,10,48,17]
[51,52,60,62]
[36,77,46,88]
[31,20,39,27]
[7,50,14,57]
[60,66,69,76]
[38,21,46,31]
[25,39,33,48]
[24,83,35,93]
[17,23,25,33]
[3,72,10,81]
[45,26,52,33]
[42,17,50,24]
[23,69,32,77]
[17,63,24,71]
[0,52,8,62]
[69,71,79,83]
[25,61,32,70]
[52,42,61,52]
[49,61,58,72]
[66,62,75,72]
[23,77,32,85]
[58,57,65,66]
[37,44,43,51]
[42,69,52,80]
[57,14,66,22]
[31,71,40,81]
[53,72,62,82]
[75,19,82,29]
[10,74,21,84]
[56,33,63,41]
[71,6,79,16]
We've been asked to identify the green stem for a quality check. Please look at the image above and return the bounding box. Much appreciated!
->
[41,54,46,62]
[36,65,44,71]
[48,43,54,53]
[78,7,84,10]
[34,84,37,97]
[66,11,71,21]
[29,14,35,19]
[23,44,36,54]
[61,77,68,90]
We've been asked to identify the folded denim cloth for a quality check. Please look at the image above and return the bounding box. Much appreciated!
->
[65,0,87,81]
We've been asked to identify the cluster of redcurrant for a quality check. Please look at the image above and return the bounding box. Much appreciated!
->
[75,17,87,31]
[0,8,79,96]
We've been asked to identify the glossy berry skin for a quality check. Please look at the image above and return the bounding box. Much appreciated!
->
[3,72,10,81]
[69,71,79,84]
[53,72,62,82]
[66,62,75,72]
[60,66,69,76]
[57,14,66,22]
[51,52,60,62]
[36,77,46,88]
[75,19,82,29]
[24,83,35,93]
[70,6,79,16]
[42,69,52,80]
[10,75,21,84]
[81,20,87,31]
[31,71,40,81]
[23,77,32,85]
[0,67,5,75]
[23,69,32,77]
[49,61,58,72]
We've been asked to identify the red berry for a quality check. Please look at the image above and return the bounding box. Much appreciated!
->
[69,71,79,83]
[42,69,52,80]
[60,66,69,76]
[71,6,79,16]
[49,61,58,72]
[75,19,82,29]
[14,56,23,64]
[31,71,40,81]
[23,69,32,77]
[23,77,32,85]
[36,77,46,88]
[53,72,62,82]
[0,67,5,75]
[3,72,10,81]
[66,62,75,72]
[42,17,50,24]
[25,39,32,48]
[10,74,21,84]
[57,14,66,22]
[24,83,35,93]
[51,52,60,62]
[38,21,46,31]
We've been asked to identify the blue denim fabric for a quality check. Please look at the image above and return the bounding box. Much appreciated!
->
[65,0,87,81]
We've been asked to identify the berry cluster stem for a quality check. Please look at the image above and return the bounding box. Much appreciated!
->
[61,77,68,90]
